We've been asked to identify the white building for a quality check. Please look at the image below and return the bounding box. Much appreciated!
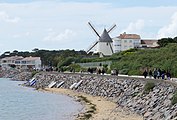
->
[0,56,24,68]
[112,38,121,53]
[0,56,41,70]
[113,32,141,52]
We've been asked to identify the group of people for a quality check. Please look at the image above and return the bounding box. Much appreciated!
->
[87,67,106,75]
[143,68,171,80]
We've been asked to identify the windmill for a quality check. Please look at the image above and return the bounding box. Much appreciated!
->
[87,22,116,56]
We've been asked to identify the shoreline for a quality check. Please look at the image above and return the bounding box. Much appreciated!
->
[44,88,143,120]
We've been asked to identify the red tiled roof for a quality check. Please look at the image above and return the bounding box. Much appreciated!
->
[1,56,23,60]
[22,56,40,61]
[141,39,158,45]
[118,32,141,39]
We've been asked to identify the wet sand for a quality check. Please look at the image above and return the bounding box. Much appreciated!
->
[44,88,143,120]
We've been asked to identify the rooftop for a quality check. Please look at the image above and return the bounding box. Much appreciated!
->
[99,29,112,42]
[1,56,24,61]
[22,56,40,61]
[118,32,141,39]
[141,39,158,45]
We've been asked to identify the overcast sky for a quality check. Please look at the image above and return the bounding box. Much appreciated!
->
[0,0,177,53]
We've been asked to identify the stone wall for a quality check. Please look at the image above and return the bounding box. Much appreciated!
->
[28,72,177,119]
[0,68,32,81]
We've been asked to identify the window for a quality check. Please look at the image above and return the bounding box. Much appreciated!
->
[21,61,26,64]
[114,44,121,46]
[3,60,7,63]
[15,61,20,64]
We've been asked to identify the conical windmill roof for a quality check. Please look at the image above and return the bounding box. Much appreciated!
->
[99,29,112,42]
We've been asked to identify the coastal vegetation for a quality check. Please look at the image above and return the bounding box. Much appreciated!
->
[143,82,155,94]
[77,95,96,120]
[171,91,177,105]
[31,71,39,77]
[110,43,177,77]
[157,37,177,47]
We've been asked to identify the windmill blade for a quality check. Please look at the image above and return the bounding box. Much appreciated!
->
[87,41,98,53]
[107,24,116,33]
[108,42,114,54]
[88,22,101,38]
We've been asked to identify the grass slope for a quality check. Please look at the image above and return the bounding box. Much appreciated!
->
[111,43,177,77]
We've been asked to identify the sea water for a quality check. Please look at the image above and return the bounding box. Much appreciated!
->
[0,78,82,120]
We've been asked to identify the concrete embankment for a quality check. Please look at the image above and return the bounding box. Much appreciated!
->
[28,72,177,120]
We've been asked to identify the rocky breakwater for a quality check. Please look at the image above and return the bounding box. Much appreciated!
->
[0,68,32,81]
[30,72,177,120]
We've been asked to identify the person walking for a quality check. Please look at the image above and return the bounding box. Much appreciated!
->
[149,70,153,79]
[153,69,158,79]
[143,70,148,78]
[161,69,166,80]
[166,71,171,80]
[157,69,161,79]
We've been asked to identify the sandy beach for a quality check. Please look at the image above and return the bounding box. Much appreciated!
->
[44,88,143,120]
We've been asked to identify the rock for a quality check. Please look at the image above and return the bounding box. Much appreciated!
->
[144,111,153,118]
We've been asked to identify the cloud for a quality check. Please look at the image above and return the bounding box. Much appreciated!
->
[43,29,76,42]
[0,1,177,52]
[25,32,30,36]
[12,32,31,38]
[121,19,145,33]
[157,12,177,38]
[0,11,20,23]
[12,34,21,38]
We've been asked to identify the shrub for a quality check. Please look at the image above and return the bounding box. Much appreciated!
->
[128,70,141,75]
[106,69,111,74]
[68,64,81,72]
[80,67,88,72]
[171,91,177,105]
[144,82,155,93]
[119,68,129,75]
[31,71,39,77]
[58,57,74,67]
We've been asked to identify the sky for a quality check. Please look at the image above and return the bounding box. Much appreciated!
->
[0,0,177,53]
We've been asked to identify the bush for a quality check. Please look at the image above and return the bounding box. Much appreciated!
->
[57,57,74,67]
[106,69,111,74]
[80,67,88,72]
[171,91,177,105]
[128,70,141,75]
[144,82,155,93]
[68,64,81,72]
[32,71,39,77]
[119,69,129,75]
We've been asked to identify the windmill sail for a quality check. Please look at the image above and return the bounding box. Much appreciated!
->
[108,42,114,54]
[87,41,98,53]
[88,22,100,38]
[107,24,116,33]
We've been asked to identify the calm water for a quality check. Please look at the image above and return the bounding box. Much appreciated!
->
[0,78,83,120]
